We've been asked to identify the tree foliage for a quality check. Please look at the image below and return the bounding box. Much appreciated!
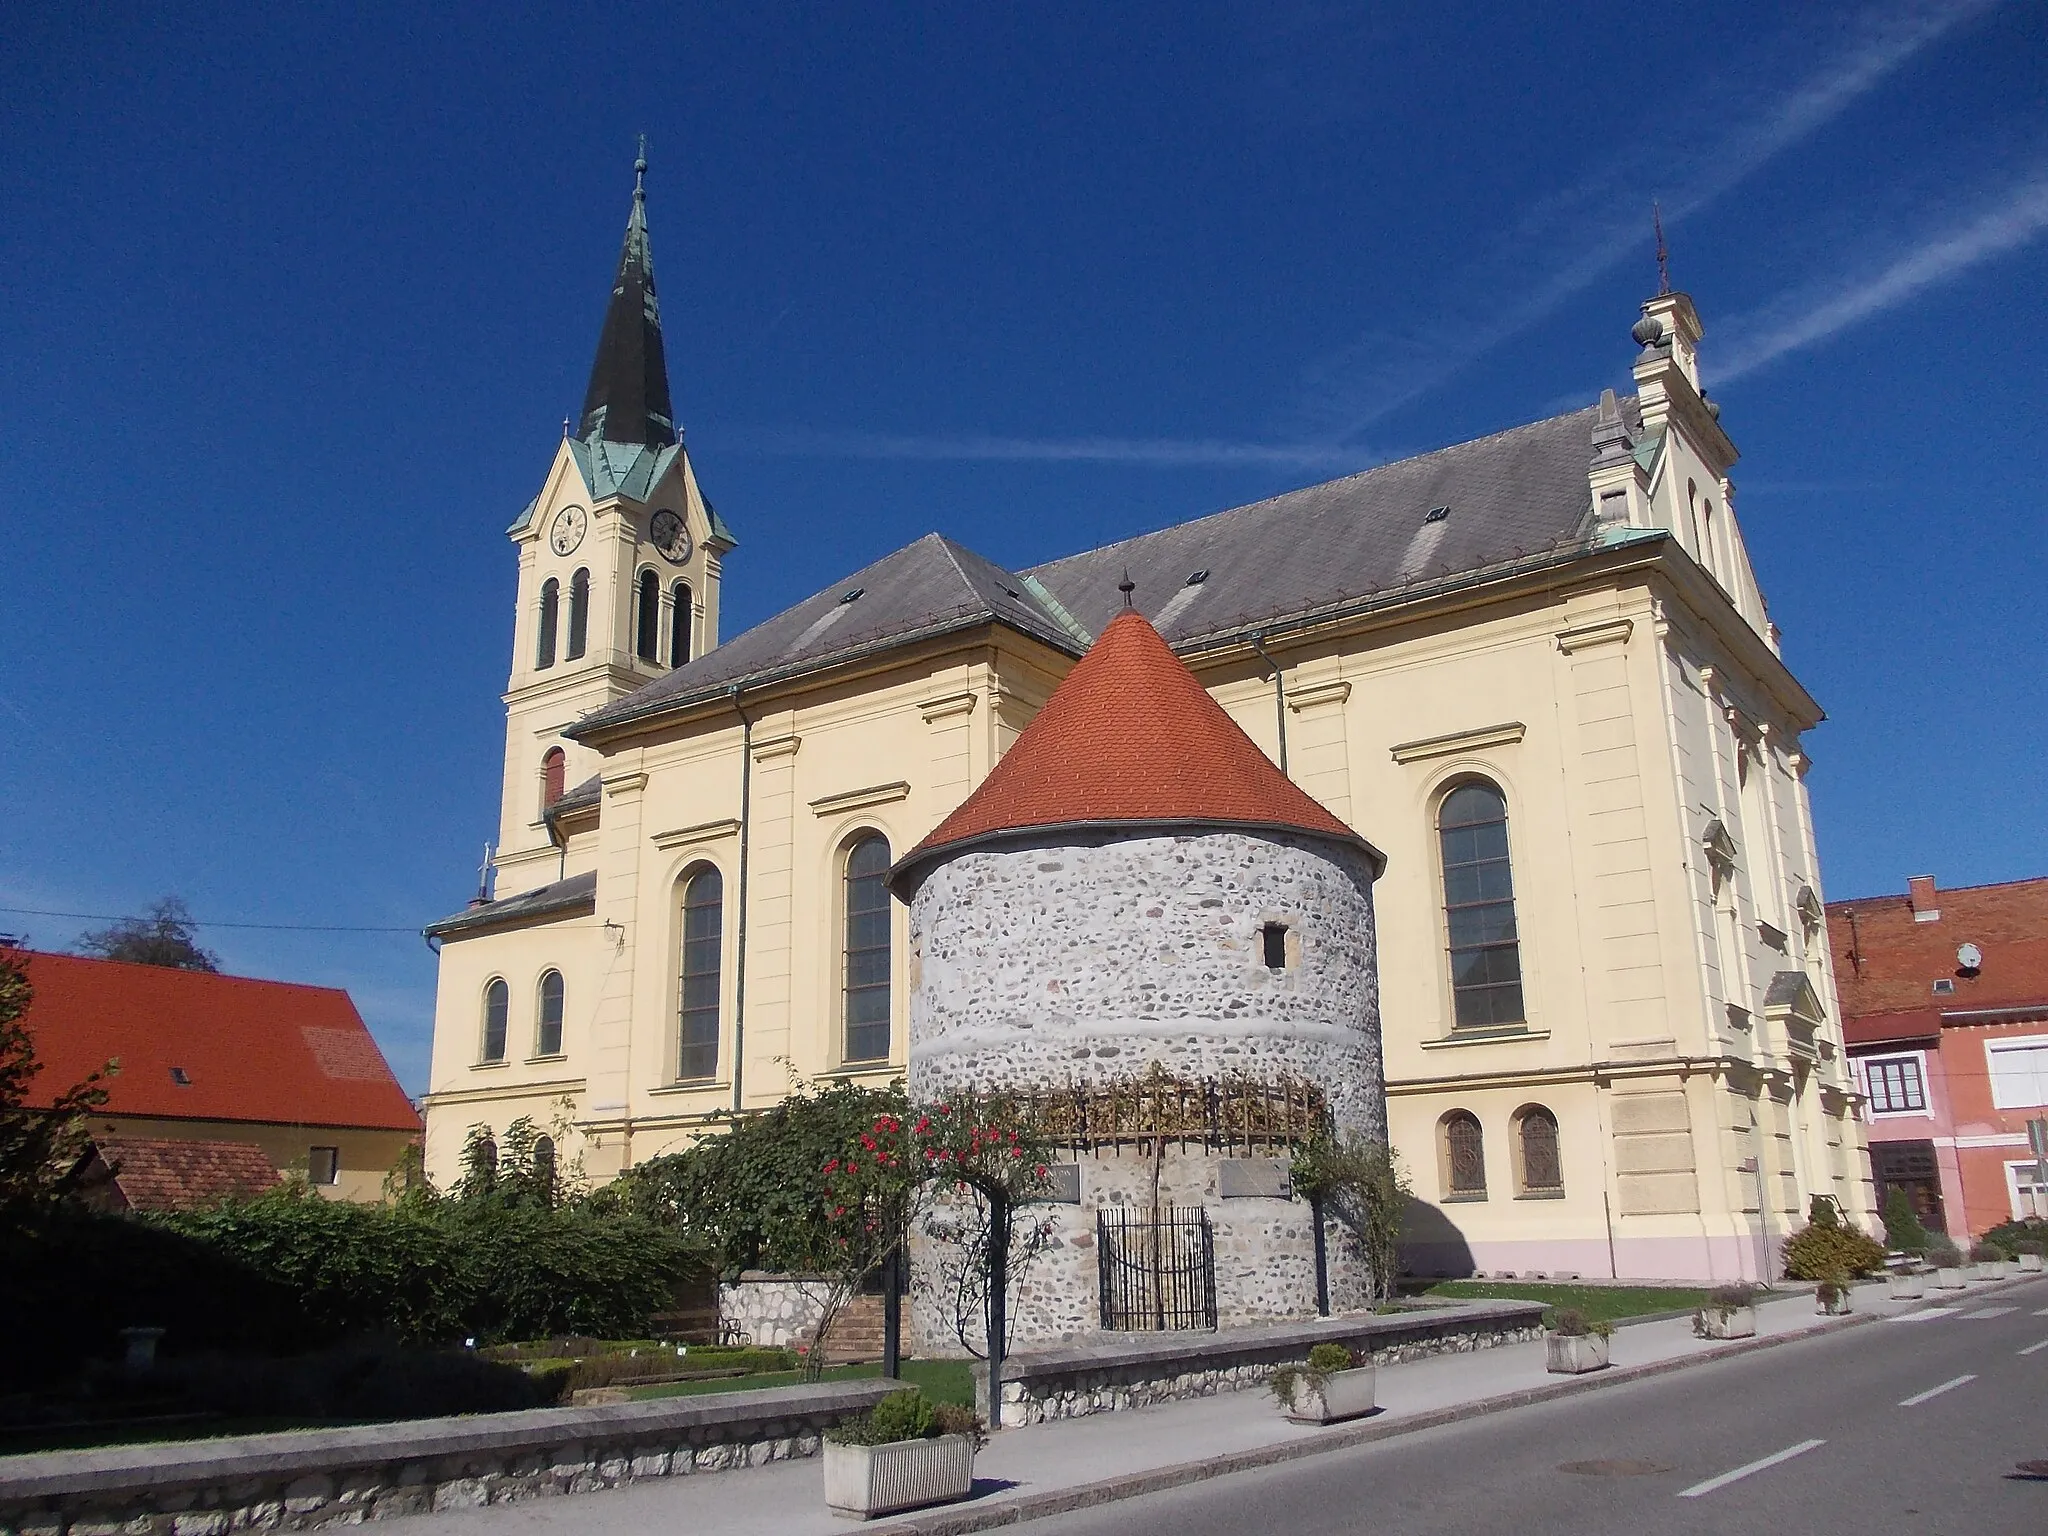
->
[1292,1132,1412,1302]
[1881,1188,1932,1254]
[0,948,113,1213]
[76,896,220,972]
[1780,1216,1886,1280]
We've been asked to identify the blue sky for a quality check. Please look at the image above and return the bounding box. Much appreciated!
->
[3,1,2044,1093]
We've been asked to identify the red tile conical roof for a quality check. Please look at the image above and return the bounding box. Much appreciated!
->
[892,610,1379,893]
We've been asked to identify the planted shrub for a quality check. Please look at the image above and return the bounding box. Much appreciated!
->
[1780,1219,1886,1281]
[1984,1218,2048,1256]
[1882,1189,1932,1254]
[1548,1308,1613,1339]
[1705,1283,1760,1312]
[1306,1343,1356,1373]
[2015,1240,2046,1259]
[1926,1239,1963,1269]
[1815,1268,1851,1306]
[829,1388,939,1446]
[1969,1241,2008,1264]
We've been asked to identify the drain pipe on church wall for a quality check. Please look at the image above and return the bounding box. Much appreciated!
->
[1248,632,1288,775]
[729,685,754,1116]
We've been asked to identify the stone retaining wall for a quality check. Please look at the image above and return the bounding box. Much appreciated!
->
[718,1272,836,1349]
[974,1298,1546,1426]
[0,1381,896,1536]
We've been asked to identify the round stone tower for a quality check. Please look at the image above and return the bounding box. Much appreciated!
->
[889,610,1386,1352]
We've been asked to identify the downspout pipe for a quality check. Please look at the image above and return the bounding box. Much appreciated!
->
[729,685,754,1116]
[1248,631,1288,776]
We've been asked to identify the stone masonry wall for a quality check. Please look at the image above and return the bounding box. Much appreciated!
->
[718,1274,835,1349]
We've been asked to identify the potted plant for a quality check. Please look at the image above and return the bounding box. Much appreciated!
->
[2015,1240,2045,1274]
[1270,1342,1377,1424]
[1968,1241,2009,1281]
[1927,1240,1967,1290]
[1887,1264,1928,1301]
[823,1389,983,1519]
[1693,1283,1759,1340]
[1545,1308,1613,1374]
[1815,1268,1854,1316]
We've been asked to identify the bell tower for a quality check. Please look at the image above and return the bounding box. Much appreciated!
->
[492,152,736,891]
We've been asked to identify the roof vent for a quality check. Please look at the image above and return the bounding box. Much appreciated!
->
[1186,570,1210,586]
[839,587,865,605]
[1932,978,1956,996]
[169,1066,192,1086]
[1425,505,1451,524]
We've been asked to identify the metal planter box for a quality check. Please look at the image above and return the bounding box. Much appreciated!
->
[1280,1365,1378,1424]
[1545,1332,1610,1374]
[823,1435,976,1519]
[1696,1305,1755,1340]
[1888,1270,1927,1300]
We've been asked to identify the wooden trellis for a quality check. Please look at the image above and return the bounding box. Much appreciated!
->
[1011,1064,1330,1155]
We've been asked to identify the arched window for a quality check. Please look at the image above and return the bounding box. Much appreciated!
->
[541,747,566,812]
[536,969,564,1056]
[1515,1105,1563,1195]
[533,1135,557,1189]
[566,568,589,660]
[481,978,509,1063]
[635,569,660,661]
[1438,781,1524,1029]
[536,578,559,669]
[669,580,693,668]
[678,866,723,1080]
[1441,1110,1486,1199]
[842,835,892,1063]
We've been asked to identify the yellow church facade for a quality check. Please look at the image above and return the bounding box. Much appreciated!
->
[422,170,1872,1282]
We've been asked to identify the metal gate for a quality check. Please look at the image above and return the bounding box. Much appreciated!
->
[1097,1207,1217,1331]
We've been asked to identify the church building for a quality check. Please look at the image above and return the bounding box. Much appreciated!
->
[423,161,1873,1284]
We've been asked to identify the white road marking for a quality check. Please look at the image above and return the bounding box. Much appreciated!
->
[1677,1439,1827,1499]
[2019,1339,2048,1356]
[1899,1374,1978,1407]
[1961,1306,2017,1318]
[2035,1307,2048,1316]
[1889,1309,1955,1323]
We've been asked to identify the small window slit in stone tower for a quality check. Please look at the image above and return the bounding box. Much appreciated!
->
[1262,922,1288,971]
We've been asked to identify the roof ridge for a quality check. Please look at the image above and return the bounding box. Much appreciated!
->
[1831,874,2048,906]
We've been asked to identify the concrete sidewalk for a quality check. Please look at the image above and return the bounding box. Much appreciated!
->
[392,1276,2042,1536]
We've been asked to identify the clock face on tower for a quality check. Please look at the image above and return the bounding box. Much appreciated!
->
[649,509,693,564]
[549,506,587,556]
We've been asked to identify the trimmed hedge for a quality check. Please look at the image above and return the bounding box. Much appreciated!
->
[1781,1219,1887,1281]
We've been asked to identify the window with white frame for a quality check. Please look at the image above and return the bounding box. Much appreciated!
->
[1986,1040,2048,1110]
[2004,1160,2048,1222]
[1862,1053,1928,1115]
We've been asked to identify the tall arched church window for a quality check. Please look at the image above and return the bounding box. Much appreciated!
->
[678,867,723,1081]
[481,978,509,1063]
[536,578,559,669]
[1438,781,1524,1028]
[541,747,566,812]
[635,570,660,661]
[1442,1110,1486,1198]
[566,568,589,660]
[536,968,564,1056]
[669,580,693,668]
[843,835,892,1063]
[1515,1105,1563,1195]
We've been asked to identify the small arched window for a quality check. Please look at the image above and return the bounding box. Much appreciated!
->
[678,866,723,1080]
[843,835,892,1063]
[536,969,565,1056]
[532,1134,557,1189]
[635,569,660,661]
[1438,781,1524,1029]
[1442,1110,1486,1199]
[669,580,693,668]
[481,978,509,1063]
[566,568,589,660]
[541,747,566,812]
[536,578,560,669]
[1515,1105,1563,1195]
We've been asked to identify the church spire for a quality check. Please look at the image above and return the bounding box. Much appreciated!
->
[578,145,677,449]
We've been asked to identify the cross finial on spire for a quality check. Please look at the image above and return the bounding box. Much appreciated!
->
[1118,570,1136,608]
[1653,200,1671,295]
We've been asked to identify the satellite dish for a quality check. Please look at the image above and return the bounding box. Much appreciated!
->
[1958,943,1983,971]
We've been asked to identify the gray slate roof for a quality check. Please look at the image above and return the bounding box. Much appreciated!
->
[569,399,1630,740]
[426,870,596,938]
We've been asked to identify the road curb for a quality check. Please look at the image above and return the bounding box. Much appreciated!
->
[873,1283,2044,1536]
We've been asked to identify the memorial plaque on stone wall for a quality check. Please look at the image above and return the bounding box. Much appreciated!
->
[1038,1163,1082,1203]
[1219,1156,1292,1199]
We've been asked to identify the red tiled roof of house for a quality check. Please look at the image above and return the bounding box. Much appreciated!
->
[1829,875,2048,1024]
[86,1136,284,1210]
[14,951,420,1132]
[1842,1008,1944,1048]
[894,609,1379,889]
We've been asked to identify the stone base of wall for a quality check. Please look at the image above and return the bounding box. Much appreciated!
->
[0,1382,897,1536]
[974,1299,1546,1426]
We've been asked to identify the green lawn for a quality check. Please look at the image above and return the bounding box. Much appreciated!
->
[1421,1280,1716,1326]
[625,1358,974,1406]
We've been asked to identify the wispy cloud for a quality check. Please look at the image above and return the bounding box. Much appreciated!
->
[721,426,1371,473]
[1294,0,2001,436]
[1713,175,2048,381]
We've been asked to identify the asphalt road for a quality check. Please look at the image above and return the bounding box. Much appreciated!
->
[1026,1279,2048,1536]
